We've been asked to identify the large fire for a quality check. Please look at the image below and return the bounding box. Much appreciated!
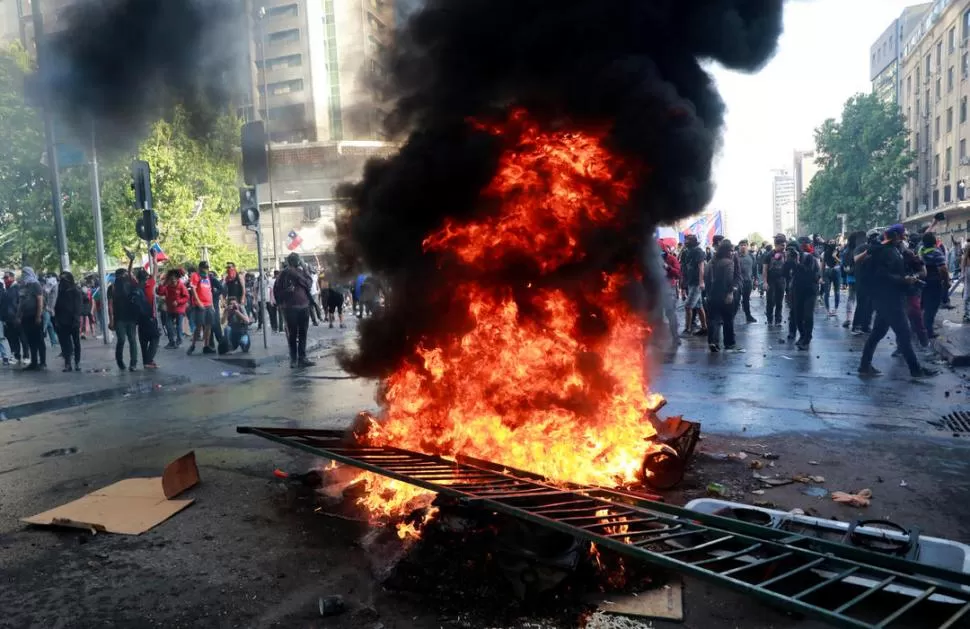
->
[354,111,664,520]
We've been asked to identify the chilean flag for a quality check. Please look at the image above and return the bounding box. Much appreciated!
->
[286,230,303,251]
[150,242,168,262]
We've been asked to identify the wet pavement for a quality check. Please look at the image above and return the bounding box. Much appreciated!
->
[0,296,968,629]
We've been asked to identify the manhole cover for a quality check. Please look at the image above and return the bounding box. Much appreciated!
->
[934,412,970,434]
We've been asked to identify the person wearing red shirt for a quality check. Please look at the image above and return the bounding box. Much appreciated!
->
[187,260,216,355]
[158,269,189,348]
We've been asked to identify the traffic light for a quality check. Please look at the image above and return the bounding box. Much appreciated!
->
[131,160,152,210]
[241,121,268,185]
[136,209,159,242]
[240,186,259,226]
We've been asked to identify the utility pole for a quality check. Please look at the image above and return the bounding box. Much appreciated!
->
[30,0,71,272]
[837,213,848,240]
[89,122,109,344]
[258,6,280,268]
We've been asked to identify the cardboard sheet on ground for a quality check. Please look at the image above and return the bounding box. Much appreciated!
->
[23,452,199,535]
[596,580,684,622]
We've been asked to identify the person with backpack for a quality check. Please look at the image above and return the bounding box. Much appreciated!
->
[706,240,741,353]
[680,234,708,336]
[134,268,160,369]
[274,252,316,368]
[54,271,83,372]
[821,240,841,317]
[851,231,881,334]
[761,234,788,327]
[108,267,140,371]
[919,231,949,342]
[187,260,217,356]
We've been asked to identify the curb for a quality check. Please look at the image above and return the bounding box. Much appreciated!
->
[0,375,190,422]
[934,335,970,367]
[214,339,331,369]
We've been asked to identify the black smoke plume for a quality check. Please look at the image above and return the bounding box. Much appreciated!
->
[35,0,246,147]
[337,0,784,378]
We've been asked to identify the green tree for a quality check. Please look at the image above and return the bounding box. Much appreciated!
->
[0,42,252,272]
[744,231,766,245]
[800,93,914,237]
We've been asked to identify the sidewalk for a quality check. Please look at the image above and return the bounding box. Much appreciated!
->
[934,304,970,366]
[0,322,350,420]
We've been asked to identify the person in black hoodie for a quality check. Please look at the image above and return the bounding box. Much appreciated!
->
[274,253,316,368]
[1,271,26,364]
[859,225,938,378]
[54,271,83,372]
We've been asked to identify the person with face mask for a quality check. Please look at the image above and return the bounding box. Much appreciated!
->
[54,271,82,372]
[858,225,938,378]
[18,267,46,370]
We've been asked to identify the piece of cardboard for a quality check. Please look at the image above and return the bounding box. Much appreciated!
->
[23,451,200,535]
[596,580,684,622]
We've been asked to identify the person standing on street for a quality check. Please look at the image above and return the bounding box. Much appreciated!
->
[135,268,160,369]
[266,270,281,333]
[920,231,949,341]
[158,269,189,348]
[54,271,82,372]
[706,240,741,353]
[18,267,45,371]
[187,261,217,356]
[274,253,316,368]
[1,271,25,365]
[762,234,788,327]
[42,274,59,349]
[681,234,708,336]
[859,225,938,378]
[108,267,140,371]
[737,240,757,323]
[789,237,821,351]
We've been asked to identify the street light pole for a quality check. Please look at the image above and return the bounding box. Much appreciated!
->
[258,6,280,269]
[30,0,70,272]
[89,121,109,344]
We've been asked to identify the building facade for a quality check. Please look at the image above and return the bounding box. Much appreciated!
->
[899,0,970,245]
[771,169,796,237]
[791,149,821,234]
[871,4,932,104]
[252,0,393,144]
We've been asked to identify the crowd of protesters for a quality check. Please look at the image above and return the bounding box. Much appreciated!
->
[660,214,962,378]
[0,251,379,373]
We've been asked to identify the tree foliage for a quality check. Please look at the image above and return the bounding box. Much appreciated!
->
[0,44,253,272]
[744,231,766,245]
[800,93,914,238]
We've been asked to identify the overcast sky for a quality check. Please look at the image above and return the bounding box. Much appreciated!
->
[709,0,923,240]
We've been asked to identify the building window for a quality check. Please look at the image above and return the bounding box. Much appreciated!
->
[261,79,304,95]
[916,67,921,88]
[964,53,970,78]
[933,189,940,208]
[258,53,303,70]
[934,153,941,178]
[947,146,953,171]
[926,89,931,108]
[926,53,932,75]
[907,74,912,95]
[948,107,954,132]
[945,185,953,203]
[906,201,911,216]
[302,206,321,223]
[964,9,970,40]
[268,28,300,44]
[916,131,921,150]
[916,98,921,117]
[951,27,957,53]
[949,66,955,92]
[936,77,942,100]
[961,138,967,160]
[267,3,299,18]
[963,96,968,123]
[268,103,306,123]
[936,116,941,139]
[323,0,343,140]
[938,41,944,69]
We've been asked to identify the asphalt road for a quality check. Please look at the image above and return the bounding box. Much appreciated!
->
[0,296,968,629]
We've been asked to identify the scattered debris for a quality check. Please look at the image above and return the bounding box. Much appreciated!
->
[220,371,241,377]
[750,489,765,495]
[764,453,780,460]
[706,482,729,497]
[752,500,778,508]
[41,447,78,458]
[594,580,684,622]
[831,488,872,508]
[749,460,765,470]
[808,460,819,465]
[900,480,909,488]
[801,486,829,498]
[789,508,806,516]
[793,474,825,484]
[23,451,200,535]
[318,595,347,617]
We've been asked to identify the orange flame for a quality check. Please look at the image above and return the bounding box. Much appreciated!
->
[356,111,662,521]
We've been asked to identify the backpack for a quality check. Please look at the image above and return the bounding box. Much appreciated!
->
[766,251,785,278]
[129,283,151,319]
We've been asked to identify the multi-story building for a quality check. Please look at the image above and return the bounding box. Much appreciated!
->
[899,0,970,244]
[791,149,821,234]
[251,0,393,143]
[871,4,932,104]
[770,169,796,237]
